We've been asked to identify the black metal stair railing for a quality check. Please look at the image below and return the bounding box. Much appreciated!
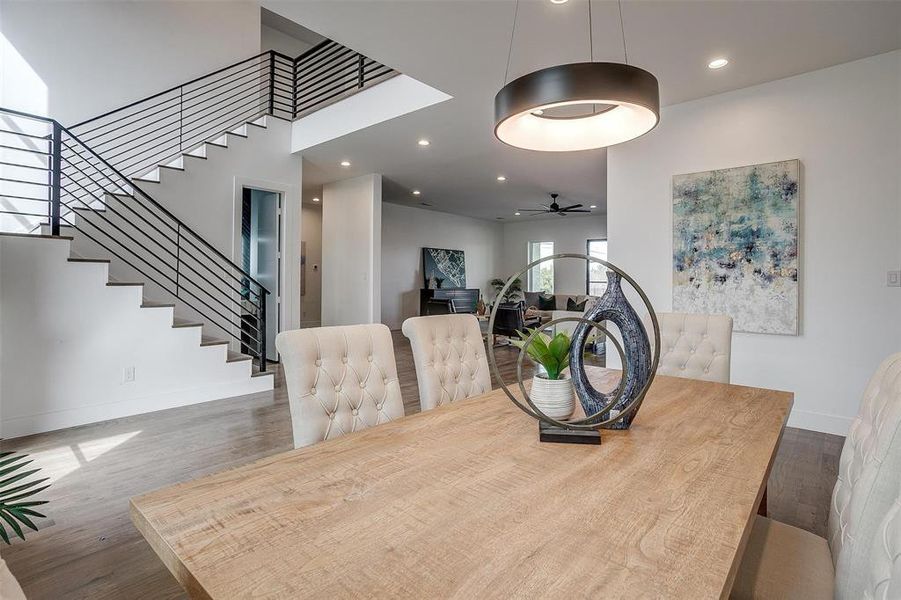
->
[69,41,396,178]
[0,108,271,370]
[0,38,397,372]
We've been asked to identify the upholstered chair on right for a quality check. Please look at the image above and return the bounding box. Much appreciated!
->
[731,352,901,599]
[401,314,491,412]
[275,324,405,449]
[648,312,733,384]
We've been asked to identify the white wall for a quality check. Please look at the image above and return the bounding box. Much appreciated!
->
[0,1,261,124]
[381,203,504,330]
[0,235,271,438]
[502,216,607,297]
[608,50,901,435]
[261,24,313,57]
[301,203,322,327]
[322,174,381,325]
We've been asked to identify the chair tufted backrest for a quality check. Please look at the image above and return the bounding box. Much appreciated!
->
[644,312,733,384]
[401,314,491,411]
[829,352,901,599]
[275,324,405,448]
[864,486,901,599]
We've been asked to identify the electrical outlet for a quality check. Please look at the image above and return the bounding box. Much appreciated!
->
[889,271,901,288]
[123,366,136,383]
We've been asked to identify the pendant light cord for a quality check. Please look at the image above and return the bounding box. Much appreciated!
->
[588,0,594,63]
[503,0,520,85]
[618,0,629,64]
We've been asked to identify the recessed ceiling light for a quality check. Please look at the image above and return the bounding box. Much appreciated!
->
[550,0,568,4]
[531,109,544,116]
[589,204,597,209]
[496,175,507,182]
[514,212,521,216]
[412,190,421,196]
[312,197,320,203]
[340,160,351,167]
[707,58,729,70]
[417,139,430,146]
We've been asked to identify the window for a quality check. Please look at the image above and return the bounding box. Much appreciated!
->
[586,238,608,296]
[527,241,554,293]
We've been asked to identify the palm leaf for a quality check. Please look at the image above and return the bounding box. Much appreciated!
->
[0,451,49,544]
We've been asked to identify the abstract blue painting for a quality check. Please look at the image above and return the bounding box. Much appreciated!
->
[672,160,800,335]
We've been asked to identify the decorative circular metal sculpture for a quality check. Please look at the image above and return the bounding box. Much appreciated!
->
[493,63,660,152]
[487,254,660,439]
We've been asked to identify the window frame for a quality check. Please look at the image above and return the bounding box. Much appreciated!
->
[586,238,608,296]
[527,240,555,294]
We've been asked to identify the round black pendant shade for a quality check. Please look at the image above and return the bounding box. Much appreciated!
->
[494,62,660,152]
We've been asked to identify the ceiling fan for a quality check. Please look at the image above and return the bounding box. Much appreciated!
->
[517,193,591,216]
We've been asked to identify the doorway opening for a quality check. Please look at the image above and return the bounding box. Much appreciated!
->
[240,187,281,362]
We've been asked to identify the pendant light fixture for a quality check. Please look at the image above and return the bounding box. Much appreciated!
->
[494,0,659,152]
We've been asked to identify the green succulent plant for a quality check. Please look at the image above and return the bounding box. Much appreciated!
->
[0,452,50,544]
[511,328,572,380]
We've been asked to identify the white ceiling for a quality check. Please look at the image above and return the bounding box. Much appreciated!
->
[264,0,901,221]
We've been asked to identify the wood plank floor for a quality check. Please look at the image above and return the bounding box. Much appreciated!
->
[0,332,844,600]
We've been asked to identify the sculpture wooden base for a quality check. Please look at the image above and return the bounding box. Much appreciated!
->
[538,422,602,445]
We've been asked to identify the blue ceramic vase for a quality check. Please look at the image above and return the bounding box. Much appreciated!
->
[570,271,652,429]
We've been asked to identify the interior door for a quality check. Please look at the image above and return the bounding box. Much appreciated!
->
[251,189,280,361]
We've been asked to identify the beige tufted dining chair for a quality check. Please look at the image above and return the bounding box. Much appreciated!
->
[401,314,491,411]
[275,324,405,449]
[646,312,733,384]
[731,352,901,599]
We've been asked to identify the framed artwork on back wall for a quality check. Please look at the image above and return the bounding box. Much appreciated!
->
[422,248,466,289]
[672,159,800,335]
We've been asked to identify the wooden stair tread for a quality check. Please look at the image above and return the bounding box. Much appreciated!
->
[0,232,74,241]
[226,351,252,363]
[68,257,110,264]
[141,301,175,308]
[106,282,144,287]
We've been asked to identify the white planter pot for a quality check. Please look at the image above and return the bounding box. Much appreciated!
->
[529,375,575,420]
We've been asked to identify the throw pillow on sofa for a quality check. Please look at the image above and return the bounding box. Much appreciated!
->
[566,297,588,312]
[537,293,556,310]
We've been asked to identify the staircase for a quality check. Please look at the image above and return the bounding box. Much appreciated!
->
[0,39,397,436]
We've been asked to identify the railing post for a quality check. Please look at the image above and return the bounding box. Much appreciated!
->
[358,55,365,89]
[259,289,268,373]
[178,86,184,153]
[292,56,299,119]
[49,121,62,236]
[268,52,276,117]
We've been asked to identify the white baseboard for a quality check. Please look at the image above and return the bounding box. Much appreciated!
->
[787,408,853,437]
[1,376,273,439]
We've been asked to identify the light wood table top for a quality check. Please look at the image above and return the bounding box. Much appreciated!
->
[130,369,792,599]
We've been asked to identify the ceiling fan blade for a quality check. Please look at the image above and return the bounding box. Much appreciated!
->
[517,208,548,212]
[556,211,567,216]
[563,209,591,213]
[559,203,583,211]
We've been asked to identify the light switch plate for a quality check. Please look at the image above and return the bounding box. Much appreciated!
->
[888,270,901,287]
[123,366,136,383]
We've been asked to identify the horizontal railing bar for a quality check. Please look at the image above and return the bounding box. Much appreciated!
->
[58,211,261,346]
[80,64,269,145]
[0,108,56,124]
[0,176,49,186]
[294,47,357,83]
[94,85,264,158]
[293,39,339,65]
[0,160,50,171]
[75,62,269,142]
[71,51,273,129]
[110,97,267,174]
[58,125,270,292]
[0,193,48,203]
[294,46,357,86]
[60,161,264,306]
[295,59,369,99]
[61,178,261,316]
[59,141,264,301]
[59,192,260,334]
[0,144,51,156]
[0,209,48,218]
[295,66,394,114]
[0,128,51,141]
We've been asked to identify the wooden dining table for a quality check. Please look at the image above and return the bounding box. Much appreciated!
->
[130,369,792,599]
